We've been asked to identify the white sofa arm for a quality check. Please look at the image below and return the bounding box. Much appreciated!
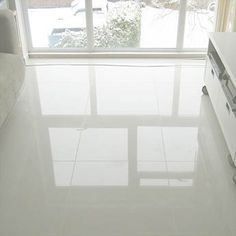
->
[0,9,20,55]
[0,53,25,127]
[0,9,25,128]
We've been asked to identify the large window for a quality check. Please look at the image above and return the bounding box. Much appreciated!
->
[22,0,217,52]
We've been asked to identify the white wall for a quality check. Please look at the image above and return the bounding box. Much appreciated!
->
[0,0,8,9]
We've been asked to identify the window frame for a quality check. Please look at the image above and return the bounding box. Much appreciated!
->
[19,0,219,56]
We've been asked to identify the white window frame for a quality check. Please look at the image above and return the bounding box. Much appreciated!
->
[18,0,219,57]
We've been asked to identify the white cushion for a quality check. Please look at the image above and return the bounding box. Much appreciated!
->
[0,53,25,127]
[0,9,20,55]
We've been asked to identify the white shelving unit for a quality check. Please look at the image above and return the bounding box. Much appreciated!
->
[204,33,236,177]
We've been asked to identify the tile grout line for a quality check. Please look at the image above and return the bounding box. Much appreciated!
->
[60,90,91,236]
[152,71,177,232]
[151,70,170,182]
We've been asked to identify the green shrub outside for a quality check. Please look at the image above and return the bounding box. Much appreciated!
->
[54,1,141,48]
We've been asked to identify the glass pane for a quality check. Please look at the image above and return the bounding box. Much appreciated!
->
[183,0,217,48]
[92,0,180,49]
[26,0,87,48]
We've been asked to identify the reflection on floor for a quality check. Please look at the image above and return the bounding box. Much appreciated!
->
[0,62,236,236]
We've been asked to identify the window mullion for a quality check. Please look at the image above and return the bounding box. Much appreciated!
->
[85,0,94,51]
[176,0,187,51]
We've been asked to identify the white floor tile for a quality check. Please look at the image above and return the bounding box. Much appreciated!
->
[0,61,236,236]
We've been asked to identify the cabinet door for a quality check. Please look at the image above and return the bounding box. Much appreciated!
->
[217,84,236,162]
[205,56,236,163]
[204,57,221,107]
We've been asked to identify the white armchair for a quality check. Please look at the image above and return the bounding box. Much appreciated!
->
[0,9,25,127]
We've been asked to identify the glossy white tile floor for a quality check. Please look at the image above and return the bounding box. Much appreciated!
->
[0,61,236,236]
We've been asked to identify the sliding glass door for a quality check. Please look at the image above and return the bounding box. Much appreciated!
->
[22,0,217,52]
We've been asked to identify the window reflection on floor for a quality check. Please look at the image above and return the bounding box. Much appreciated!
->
[49,128,81,161]
[96,66,160,115]
[178,66,204,116]
[72,162,128,186]
[34,64,204,188]
[36,66,90,115]
[153,67,176,116]
[138,127,197,187]
[51,128,128,186]
[140,179,193,187]
[51,127,198,187]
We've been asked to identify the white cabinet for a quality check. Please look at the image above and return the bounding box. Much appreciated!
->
[216,82,236,163]
[204,36,236,165]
